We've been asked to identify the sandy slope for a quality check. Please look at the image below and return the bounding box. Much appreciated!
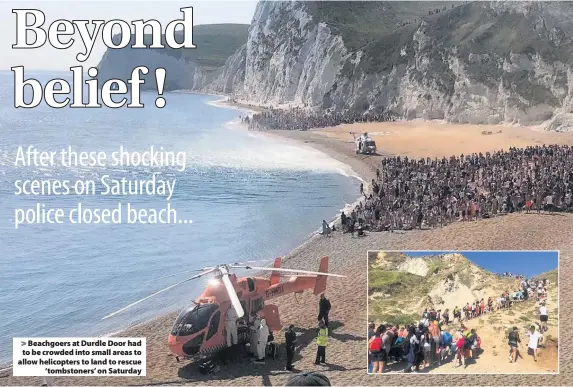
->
[2,121,570,386]
[379,277,559,374]
[316,120,573,158]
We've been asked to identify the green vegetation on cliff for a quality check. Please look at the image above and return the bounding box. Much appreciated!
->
[127,23,249,71]
[368,268,422,292]
[179,24,249,71]
[304,1,462,51]
[535,268,558,285]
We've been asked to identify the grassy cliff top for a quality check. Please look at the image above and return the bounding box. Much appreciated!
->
[117,23,249,72]
[304,1,464,51]
[180,24,249,70]
[534,268,558,284]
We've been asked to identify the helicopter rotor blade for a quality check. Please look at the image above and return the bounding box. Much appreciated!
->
[152,260,271,283]
[102,268,216,320]
[230,265,346,278]
[151,267,216,282]
[231,259,272,266]
[221,273,245,318]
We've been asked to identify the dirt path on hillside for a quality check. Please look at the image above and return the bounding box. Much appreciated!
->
[382,280,558,374]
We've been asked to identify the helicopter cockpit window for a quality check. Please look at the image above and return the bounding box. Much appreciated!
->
[247,278,256,292]
[206,311,220,341]
[252,298,263,313]
[171,303,219,336]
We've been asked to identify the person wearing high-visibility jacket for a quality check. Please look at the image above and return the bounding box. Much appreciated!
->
[315,320,328,365]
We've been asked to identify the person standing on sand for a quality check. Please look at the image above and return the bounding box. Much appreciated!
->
[440,329,453,364]
[249,312,261,356]
[536,190,543,213]
[382,325,394,371]
[225,305,238,347]
[422,331,432,368]
[526,325,542,362]
[539,302,549,333]
[367,322,376,372]
[508,326,521,364]
[454,331,465,368]
[315,321,328,365]
[468,329,478,360]
[428,320,441,365]
[464,303,471,320]
[546,193,554,213]
[442,309,450,325]
[453,306,461,323]
[285,324,297,371]
[369,325,384,373]
[321,220,331,237]
[318,294,331,327]
[254,319,269,364]
[405,326,421,373]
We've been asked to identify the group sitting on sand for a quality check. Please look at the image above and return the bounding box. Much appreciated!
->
[368,277,551,373]
[346,145,573,233]
[242,107,397,131]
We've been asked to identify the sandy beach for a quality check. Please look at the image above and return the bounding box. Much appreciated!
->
[2,120,572,386]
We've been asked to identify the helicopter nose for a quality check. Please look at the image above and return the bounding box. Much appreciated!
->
[168,334,178,346]
[168,334,185,357]
[181,332,205,356]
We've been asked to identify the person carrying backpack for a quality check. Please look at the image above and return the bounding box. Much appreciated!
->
[461,329,473,363]
[468,329,478,360]
[409,327,424,372]
[453,306,461,323]
[368,326,385,373]
[508,326,521,364]
[454,332,465,368]
[440,329,452,363]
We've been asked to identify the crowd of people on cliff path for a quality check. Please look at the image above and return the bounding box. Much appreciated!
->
[368,277,551,373]
[242,107,397,131]
[339,145,573,234]
[368,319,480,373]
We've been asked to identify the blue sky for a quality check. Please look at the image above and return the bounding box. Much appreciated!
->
[1,1,258,70]
[401,251,558,277]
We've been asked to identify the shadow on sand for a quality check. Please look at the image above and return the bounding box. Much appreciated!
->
[176,321,364,383]
[375,348,485,374]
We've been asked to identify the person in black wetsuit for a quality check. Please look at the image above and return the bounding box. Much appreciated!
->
[285,325,296,371]
[318,294,331,327]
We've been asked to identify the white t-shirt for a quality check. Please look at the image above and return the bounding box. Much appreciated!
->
[539,306,548,316]
[528,331,542,349]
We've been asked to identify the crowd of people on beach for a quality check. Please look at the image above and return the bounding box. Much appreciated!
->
[242,107,397,131]
[340,145,573,233]
[368,277,551,373]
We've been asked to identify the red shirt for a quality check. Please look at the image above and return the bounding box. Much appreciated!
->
[370,337,382,352]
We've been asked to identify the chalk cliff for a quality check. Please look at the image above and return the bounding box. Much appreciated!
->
[96,1,573,130]
[95,24,249,91]
[203,1,573,129]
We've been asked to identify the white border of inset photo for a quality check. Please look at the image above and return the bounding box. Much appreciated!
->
[366,250,559,375]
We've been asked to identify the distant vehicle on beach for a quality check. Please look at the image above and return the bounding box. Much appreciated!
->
[351,132,377,155]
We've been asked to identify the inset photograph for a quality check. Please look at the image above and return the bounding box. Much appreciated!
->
[367,250,558,374]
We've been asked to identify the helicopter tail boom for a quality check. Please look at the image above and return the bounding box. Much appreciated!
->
[269,257,281,285]
[313,256,329,295]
